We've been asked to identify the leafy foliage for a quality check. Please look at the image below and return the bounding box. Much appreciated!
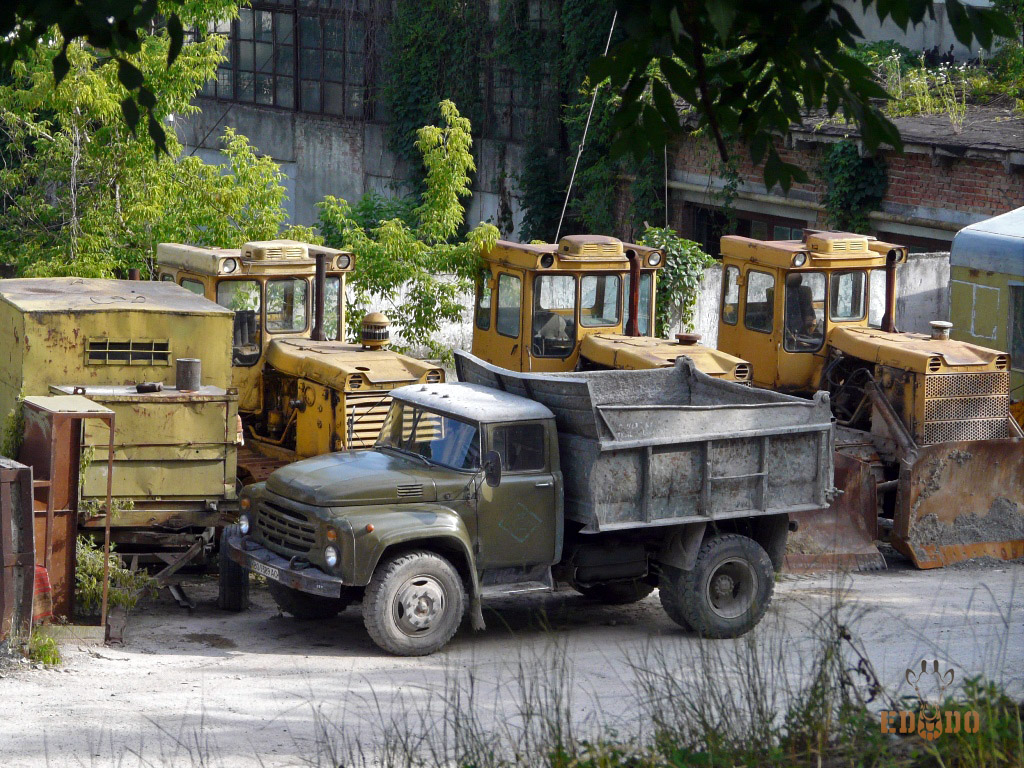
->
[639,226,715,336]
[591,0,1014,192]
[318,101,498,355]
[380,0,484,188]
[819,141,888,233]
[0,10,306,279]
[0,1,235,154]
[26,629,61,666]
[75,536,157,615]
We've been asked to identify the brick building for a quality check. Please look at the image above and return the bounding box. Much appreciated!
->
[668,107,1024,254]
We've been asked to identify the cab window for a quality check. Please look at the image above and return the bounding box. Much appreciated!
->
[491,423,546,472]
[722,265,740,326]
[324,276,342,340]
[622,272,654,336]
[784,271,825,352]
[868,269,887,328]
[496,273,522,338]
[830,270,866,322]
[580,274,621,327]
[266,278,308,332]
[216,279,262,367]
[532,274,576,358]
[476,268,492,331]
[743,270,775,333]
[180,278,205,296]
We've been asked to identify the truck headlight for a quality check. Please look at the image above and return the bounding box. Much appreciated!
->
[324,546,338,568]
[239,514,250,535]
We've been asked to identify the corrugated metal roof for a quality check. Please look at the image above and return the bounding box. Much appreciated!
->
[0,278,233,314]
[390,382,554,423]
[951,208,1024,276]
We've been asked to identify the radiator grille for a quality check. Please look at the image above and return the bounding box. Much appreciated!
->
[345,391,392,448]
[925,395,1009,423]
[923,419,1010,445]
[257,501,317,554]
[925,372,1009,399]
[733,363,752,382]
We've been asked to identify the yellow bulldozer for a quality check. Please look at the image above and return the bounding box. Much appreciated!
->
[156,240,445,483]
[471,234,751,381]
[717,230,1024,569]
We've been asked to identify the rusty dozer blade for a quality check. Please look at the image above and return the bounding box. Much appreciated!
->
[784,439,887,573]
[891,438,1024,569]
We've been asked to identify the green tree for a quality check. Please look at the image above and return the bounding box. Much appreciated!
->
[593,0,1014,192]
[0,1,224,153]
[0,6,309,278]
[639,226,715,336]
[318,100,499,355]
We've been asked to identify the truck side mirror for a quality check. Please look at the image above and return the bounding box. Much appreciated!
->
[482,450,502,488]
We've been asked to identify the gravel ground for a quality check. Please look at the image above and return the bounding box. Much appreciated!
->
[0,556,1021,767]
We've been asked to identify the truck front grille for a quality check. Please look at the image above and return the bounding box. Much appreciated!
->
[257,501,317,554]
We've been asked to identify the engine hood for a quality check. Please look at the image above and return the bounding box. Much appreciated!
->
[265,449,470,506]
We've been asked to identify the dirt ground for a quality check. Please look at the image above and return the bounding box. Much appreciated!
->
[1,557,1021,767]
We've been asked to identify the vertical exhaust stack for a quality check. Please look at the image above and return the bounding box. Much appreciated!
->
[625,249,641,337]
[312,251,327,342]
[880,248,900,333]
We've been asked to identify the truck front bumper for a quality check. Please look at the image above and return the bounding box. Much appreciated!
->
[224,528,344,598]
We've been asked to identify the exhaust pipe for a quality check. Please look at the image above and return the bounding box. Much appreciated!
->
[879,249,899,333]
[930,320,952,341]
[625,249,641,337]
[312,251,327,342]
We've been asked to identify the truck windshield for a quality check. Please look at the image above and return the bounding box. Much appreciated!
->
[376,402,481,471]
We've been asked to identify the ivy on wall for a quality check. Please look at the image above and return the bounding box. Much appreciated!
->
[819,140,889,233]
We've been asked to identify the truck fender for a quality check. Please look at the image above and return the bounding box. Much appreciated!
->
[656,523,706,572]
[363,513,486,632]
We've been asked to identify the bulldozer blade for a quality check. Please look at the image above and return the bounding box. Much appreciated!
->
[891,438,1024,569]
[784,442,886,573]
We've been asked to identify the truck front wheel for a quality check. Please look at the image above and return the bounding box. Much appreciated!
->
[574,580,654,605]
[668,534,774,638]
[268,580,349,619]
[363,551,466,656]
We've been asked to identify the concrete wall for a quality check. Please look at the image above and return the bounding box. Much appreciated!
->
[179,101,527,235]
[839,0,992,60]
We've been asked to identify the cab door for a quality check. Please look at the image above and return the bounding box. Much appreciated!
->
[735,266,781,389]
[473,269,525,371]
[475,421,558,569]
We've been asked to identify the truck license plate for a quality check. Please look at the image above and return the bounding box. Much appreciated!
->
[251,560,280,582]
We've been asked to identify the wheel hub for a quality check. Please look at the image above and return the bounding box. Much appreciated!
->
[704,558,756,620]
[393,575,446,635]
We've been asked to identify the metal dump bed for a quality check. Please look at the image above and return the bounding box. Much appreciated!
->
[455,351,834,533]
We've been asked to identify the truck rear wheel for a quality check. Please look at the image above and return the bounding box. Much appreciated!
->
[268,580,349,620]
[671,534,774,638]
[363,551,466,656]
[574,580,654,605]
[217,525,249,612]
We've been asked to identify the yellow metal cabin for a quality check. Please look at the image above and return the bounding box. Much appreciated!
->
[156,240,445,479]
[0,278,238,532]
[472,235,751,381]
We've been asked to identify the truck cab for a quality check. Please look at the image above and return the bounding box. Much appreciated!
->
[156,240,353,413]
[473,234,750,381]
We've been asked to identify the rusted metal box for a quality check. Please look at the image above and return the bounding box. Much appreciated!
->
[0,458,34,646]
[0,279,238,532]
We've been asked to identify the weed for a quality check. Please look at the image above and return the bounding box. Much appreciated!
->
[26,629,61,666]
[75,536,157,616]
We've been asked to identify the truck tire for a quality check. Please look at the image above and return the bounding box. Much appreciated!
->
[268,580,349,620]
[363,551,466,656]
[657,577,691,630]
[673,534,774,638]
[217,525,249,612]
[574,580,654,605]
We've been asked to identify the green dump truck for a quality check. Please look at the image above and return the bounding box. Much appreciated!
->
[225,351,834,655]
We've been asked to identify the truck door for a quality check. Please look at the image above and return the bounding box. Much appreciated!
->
[475,421,557,569]
[737,267,781,389]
